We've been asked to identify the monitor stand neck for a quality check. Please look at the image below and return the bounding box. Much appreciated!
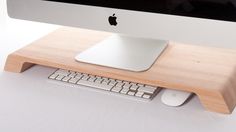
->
[75,34,168,72]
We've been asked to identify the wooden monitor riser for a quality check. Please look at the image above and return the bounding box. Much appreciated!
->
[4,27,236,114]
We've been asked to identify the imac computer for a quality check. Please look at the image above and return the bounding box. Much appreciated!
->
[7,0,236,72]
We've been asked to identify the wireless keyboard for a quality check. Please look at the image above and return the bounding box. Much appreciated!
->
[48,69,161,100]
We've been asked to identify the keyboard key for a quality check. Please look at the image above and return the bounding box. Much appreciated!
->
[78,80,113,91]
[77,80,92,86]
[137,84,144,87]
[120,87,129,94]
[135,91,144,97]
[143,94,151,99]
[145,85,157,89]
[130,85,139,91]
[128,91,136,96]
[138,86,156,94]
[48,73,58,79]
[112,86,122,92]
[123,84,131,89]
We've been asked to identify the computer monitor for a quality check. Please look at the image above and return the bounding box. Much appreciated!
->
[7,0,236,71]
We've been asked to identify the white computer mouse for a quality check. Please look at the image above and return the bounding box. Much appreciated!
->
[161,89,193,107]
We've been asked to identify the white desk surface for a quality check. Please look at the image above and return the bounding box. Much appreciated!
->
[1,1,236,132]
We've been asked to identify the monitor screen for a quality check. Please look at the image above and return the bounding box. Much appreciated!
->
[46,0,236,22]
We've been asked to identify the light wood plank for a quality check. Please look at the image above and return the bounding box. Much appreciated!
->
[4,27,236,114]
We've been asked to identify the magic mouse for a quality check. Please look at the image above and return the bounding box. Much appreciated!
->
[161,89,193,107]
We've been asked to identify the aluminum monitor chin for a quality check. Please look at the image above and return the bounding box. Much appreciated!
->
[7,0,236,48]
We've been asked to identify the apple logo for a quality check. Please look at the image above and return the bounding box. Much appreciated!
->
[108,14,118,26]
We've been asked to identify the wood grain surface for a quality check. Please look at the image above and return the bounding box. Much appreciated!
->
[4,27,236,114]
